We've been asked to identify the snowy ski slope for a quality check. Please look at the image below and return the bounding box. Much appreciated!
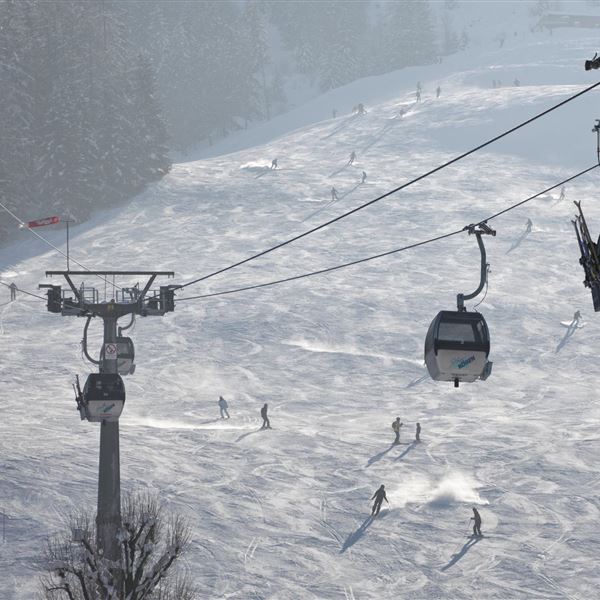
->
[2,11,600,600]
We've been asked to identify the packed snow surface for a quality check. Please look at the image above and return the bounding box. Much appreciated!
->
[2,11,600,600]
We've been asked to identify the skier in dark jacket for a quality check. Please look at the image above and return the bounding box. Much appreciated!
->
[260,403,271,429]
[392,417,403,444]
[415,422,421,442]
[361,171,367,184]
[348,151,356,166]
[331,186,339,201]
[271,158,278,170]
[371,484,388,516]
[471,507,482,536]
[218,396,230,419]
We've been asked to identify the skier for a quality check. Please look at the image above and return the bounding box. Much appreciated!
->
[470,507,482,536]
[415,422,421,442]
[260,403,271,429]
[392,417,403,445]
[416,89,421,103]
[559,186,566,202]
[348,151,356,166]
[271,158,278,170]
[436,85,441,98]
[371,484,389,516]
[361,171,367,184]
[574,309,582,323]
[525,218,533,233]
[357,103,367,115]
[9,282,17,301]
[218,396,230,419]
[331,186,339,201]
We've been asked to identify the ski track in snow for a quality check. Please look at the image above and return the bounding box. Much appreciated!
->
[3,10,600,599]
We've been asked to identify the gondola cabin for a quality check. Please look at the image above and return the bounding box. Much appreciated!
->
[116,336,135,376]
[82,373,125,421]
[424,310,492,387]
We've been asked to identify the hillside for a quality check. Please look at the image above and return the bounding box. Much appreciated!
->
[2,11,600,599]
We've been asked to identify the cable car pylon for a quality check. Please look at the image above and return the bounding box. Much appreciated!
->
[424,223,495,387]
[40,270,176,576]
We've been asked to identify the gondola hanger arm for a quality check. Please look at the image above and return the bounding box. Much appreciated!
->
[457,223,496,311]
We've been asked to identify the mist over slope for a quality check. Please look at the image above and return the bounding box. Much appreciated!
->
[2,9,600,599]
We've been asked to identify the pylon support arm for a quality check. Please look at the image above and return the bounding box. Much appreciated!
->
[457,224,496,311]
[46,271,175,277]
[63,273,83,304]
[82,316,100,365]
[138,274,157,304]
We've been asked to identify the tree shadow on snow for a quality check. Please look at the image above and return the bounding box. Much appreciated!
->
[440,536,481,571]
[340,516,375,553]
[365,444,396,468]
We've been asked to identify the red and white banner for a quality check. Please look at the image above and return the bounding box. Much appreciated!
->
[27,216,60,228]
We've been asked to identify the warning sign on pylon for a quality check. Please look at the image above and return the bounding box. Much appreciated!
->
[104,343,118,359]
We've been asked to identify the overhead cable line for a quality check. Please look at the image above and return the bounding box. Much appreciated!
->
[0,200,122,290]
[177,80,600,290]
[175,164,599,302]
[0,279,46,301]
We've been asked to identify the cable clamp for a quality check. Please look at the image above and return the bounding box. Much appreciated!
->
[464,222,496,236]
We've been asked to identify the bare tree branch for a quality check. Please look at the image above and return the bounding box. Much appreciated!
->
[40,491,196,600]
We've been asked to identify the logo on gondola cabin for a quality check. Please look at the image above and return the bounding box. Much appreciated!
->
[452,355,475,370]
[102,403,116,413]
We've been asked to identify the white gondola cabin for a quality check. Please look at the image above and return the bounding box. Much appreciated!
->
[81,373,125,422]
[424,310,492,387]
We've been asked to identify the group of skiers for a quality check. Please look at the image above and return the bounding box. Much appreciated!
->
[218,395,483,535]
[217,396,271,430]
[391,416,420,444]
[416,82,442,103]
[352,103,367,115]
[331,103,367,119]
[492,79,521,89]
[369,487,482,536]
[327,153,367,201]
